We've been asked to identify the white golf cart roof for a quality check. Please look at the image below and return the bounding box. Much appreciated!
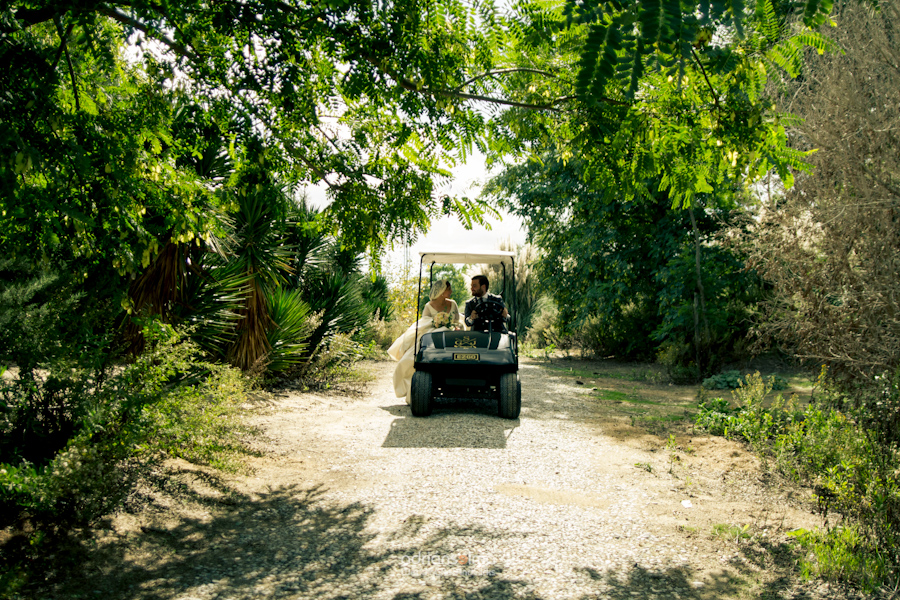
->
[419,251,515,266]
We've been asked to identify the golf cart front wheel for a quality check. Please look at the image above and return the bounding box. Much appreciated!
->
[410,371,433,417]
[498,373,521,419]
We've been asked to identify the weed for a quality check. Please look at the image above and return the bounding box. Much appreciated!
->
[712,523,754,543]
[634,462,653,473]
[702,370,788,391]
[542,344,557,361]
[696,369,900,593]
[788,527,895,595]
[665,434,680,473]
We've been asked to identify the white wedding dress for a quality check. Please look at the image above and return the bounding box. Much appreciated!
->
[387,300,460,401]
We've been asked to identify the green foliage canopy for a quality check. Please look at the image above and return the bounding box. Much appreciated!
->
[487,157,760,365]
[1,0,508,274]
[483,0,841,206]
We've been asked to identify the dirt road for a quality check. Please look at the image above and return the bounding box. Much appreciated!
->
[51,358,858,600]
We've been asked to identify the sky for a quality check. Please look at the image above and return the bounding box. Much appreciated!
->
[303,150,528,274]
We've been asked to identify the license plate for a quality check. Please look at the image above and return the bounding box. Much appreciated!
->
[453,353,479,361]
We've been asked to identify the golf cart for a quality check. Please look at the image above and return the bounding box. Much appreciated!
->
[410,251,521,419]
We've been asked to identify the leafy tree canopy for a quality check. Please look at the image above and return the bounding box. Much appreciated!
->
[482,0,841,207]
[1,0,513,273]
[2,0,850,275]
[487,156,758,345]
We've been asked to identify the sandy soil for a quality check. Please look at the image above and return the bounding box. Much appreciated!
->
[33,357,866,600]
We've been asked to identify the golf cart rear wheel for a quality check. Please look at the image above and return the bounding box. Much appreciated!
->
[498,373,521,419]
[410,371,433,417]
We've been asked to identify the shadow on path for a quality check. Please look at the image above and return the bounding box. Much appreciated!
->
[380,402,516,449]
[20,469,811,600]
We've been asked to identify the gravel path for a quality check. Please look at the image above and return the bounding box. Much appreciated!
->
[56,358,863,600]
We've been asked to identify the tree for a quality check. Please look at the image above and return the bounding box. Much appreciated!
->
[475,0,853,376]
[748,2,900,396]
[0,0,856,376]
[1,0,509,272]
[480,0,838,206]
[1,0,514,376]
[487,156,759,376]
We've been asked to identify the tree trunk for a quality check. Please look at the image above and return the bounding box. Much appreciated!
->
[688,205,711,374]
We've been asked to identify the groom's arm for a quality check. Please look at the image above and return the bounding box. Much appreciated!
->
[464,299,476,327]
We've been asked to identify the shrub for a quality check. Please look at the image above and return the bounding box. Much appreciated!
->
[143,358,259,472]
[573,309,657,360]
[369,313,407,350]
[787,526,894,594]
[701,370,744,390]
[0,320,256,528]
[695,371,900,593]
[284,331,375,390]
[657,340,700,384]
[525,298,576,350]
[702,370,789,391]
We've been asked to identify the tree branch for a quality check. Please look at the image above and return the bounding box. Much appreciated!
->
[392,72,565,112]
[453,67,559,92]
[349,52,579,111]
[54,16,80,112]
[312,123,344,155]
[144,2,201,61]
[862,164,900,200]
[98,7,199,62]
[691,47,721,113]
[282,140,343,191]
[51,21,75,71]
[10,6,58,28]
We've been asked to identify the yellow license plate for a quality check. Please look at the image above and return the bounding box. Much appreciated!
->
[453,353,479,361]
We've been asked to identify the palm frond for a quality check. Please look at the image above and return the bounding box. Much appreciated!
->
[266,287,315,372]
[175,256,249,358]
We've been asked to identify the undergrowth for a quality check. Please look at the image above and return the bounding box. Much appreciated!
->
[695,371,900,595]
[0,320,258,597]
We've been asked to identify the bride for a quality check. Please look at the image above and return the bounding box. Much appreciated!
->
[387,279,461,401]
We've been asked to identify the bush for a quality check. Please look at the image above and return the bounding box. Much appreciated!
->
[369,314,407,350]
[657,341,700,384]
[525,298,576,350]
[702,370,788,391]
[280,331,376,390]
[695,371,900,593]
[701,370,744,390]
[0,320,256,528]
[573,308,657,360]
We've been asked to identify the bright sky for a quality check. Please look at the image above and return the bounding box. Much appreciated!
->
[303,150,527,274]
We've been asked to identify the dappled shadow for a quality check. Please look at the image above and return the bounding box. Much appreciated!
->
[15,475,827,600]
[575,564,747,599]
[730,538,864,600]
[43,483,392,599]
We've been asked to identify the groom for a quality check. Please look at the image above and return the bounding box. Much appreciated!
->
[464,275,509,333]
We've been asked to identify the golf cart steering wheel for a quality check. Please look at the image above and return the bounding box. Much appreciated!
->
[476,298,505,322]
